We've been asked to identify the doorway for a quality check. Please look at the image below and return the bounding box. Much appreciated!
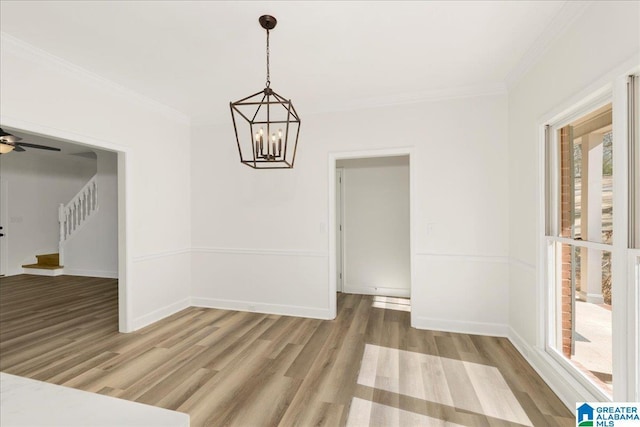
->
[329,148,415,321]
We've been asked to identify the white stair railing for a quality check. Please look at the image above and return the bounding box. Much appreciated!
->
[58,175,98,264]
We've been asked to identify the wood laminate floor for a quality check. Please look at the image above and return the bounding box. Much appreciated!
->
[0,275,574,426]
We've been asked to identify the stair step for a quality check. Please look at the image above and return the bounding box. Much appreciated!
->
[22,264,64,277]
[35,253,60,267]
[21,264,64,270]
[21,253,63,275]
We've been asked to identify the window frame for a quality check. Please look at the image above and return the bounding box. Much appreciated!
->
[539,73,639,402]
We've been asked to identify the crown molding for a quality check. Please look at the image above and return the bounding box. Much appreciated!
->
[504,1,591,89]
[0,32,190,125]
[309,82,508,116]
[191,81,508,125]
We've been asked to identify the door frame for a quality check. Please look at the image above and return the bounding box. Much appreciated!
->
[335,167,344,293]
[0,177,8,276]
[0,117,133,333]
[328,147,416,323]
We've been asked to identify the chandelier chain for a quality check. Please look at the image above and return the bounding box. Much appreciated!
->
[266,29,271,88]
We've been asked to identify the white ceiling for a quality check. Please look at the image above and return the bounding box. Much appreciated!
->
[1,1,570,121]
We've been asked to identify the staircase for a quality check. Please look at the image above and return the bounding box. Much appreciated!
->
[20,175,98,276]
[22,253,64,276]
[58,175,98,266]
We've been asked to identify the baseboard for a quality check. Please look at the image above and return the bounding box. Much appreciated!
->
[507,326,605,411]
[64,268,118,279]
[190,297,333,320]
[342,285,410,298]
[412,315,508,337]
[131,297,190,331]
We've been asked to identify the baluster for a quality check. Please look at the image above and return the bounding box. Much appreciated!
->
[82,191,87,221]
[59,177,100,241]
[58,204,64,244]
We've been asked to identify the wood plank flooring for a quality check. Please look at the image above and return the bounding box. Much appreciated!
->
[0,275,574,426]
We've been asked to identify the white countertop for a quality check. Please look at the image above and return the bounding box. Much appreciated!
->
[0,373,189,427]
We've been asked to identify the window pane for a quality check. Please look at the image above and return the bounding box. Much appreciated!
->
[553,243,613,396]
[557,104,613,243]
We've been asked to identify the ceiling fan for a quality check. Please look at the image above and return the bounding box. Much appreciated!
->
[0,128,61,154]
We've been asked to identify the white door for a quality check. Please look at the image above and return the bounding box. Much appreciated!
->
[0,177,8,276]
[336,168,343,292]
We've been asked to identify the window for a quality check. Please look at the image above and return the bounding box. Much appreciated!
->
[544,74,640,401]
[546,102,615,397]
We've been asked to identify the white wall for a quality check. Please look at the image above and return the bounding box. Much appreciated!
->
[64,150,118,278]
[0,35,191,331]
[507,0,639,405]
[191,92,509,334]
[0,150,95,276]
[337,156,410,297]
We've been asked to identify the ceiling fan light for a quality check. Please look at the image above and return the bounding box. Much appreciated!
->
[0,143,15,154]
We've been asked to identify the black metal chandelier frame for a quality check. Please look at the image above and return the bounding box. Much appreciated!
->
[230,15,301,169]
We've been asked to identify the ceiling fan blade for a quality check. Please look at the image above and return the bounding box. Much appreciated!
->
[16,142,61,151]
[12,145,26,152]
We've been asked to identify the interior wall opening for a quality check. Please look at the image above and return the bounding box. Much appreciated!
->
[0,125,126,331]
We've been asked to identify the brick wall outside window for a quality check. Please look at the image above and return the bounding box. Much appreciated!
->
[559,126,573,358]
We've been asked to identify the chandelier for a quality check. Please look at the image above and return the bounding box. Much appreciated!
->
[230,15,301,169]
